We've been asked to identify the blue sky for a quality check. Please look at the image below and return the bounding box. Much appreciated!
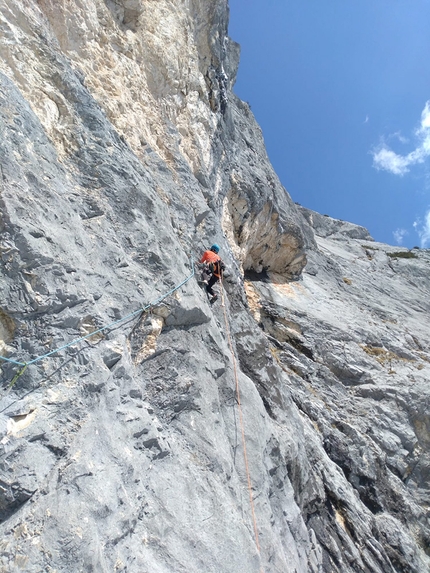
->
[228,0,430,248]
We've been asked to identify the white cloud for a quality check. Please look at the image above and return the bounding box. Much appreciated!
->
[373,148,411,175]
[372,100,430,175]
[393,228,408,245]
[414,210,430,248]
[392,131,409,144]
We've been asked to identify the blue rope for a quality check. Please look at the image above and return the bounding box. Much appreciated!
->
[0,260,195,370]
[0,356,26,366]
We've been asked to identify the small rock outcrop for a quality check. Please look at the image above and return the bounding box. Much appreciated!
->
[0,2,429,572]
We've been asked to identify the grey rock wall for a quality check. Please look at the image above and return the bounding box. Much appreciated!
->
[0,2,429,573]
[246,210,430,572]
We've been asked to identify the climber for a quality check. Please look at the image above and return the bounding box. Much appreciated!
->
[199,244,225,304]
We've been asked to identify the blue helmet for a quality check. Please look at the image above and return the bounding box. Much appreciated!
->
[210,244,220,253]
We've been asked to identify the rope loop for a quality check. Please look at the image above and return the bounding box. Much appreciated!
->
[0,259,195,384]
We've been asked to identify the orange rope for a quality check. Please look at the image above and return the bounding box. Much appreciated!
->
[220,279,264,571]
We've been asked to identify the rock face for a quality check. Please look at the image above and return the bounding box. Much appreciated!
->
[0,2,428,572]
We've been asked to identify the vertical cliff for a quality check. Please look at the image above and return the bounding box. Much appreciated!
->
[0,2,429,572]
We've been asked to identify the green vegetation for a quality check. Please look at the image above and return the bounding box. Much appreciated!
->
[362,345,414,366]
[362,345,399,365]
[386,251,418,259]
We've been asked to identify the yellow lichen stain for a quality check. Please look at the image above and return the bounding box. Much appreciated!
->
[155,186,171,205]
[13,523,28,539]
[134,316,164,363]
[413,419,430,449]
[7,410,37,436]
[114,559,125,571]
[14,554,29,569]
[45,389,60,403]
[244,281,262,323]
[0,308,16,340]
[79,316,104,343]
[0,308,16,356]
[269,275,306,298]
[335,509,347,530]
[361,345,414,367]
[312,420,321,434]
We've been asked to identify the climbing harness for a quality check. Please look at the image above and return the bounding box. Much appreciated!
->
[220,278,264,572]
[0,260,195,385]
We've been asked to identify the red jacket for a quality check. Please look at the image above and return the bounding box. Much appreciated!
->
[200,250,222,277]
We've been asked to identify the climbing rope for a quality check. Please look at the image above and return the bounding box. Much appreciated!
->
[220,278,264,572]
[2,260,264,567]
[0,259,195,386]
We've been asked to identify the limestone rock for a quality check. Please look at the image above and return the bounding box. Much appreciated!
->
[0,2,429,573]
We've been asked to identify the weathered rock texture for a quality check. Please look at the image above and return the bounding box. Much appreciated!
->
[0,2,428,572]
